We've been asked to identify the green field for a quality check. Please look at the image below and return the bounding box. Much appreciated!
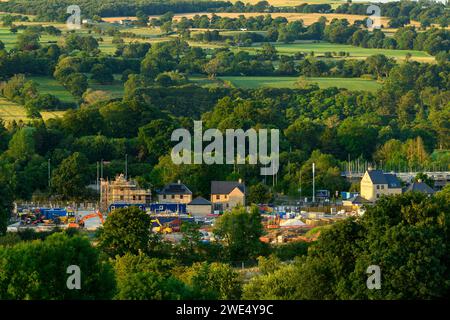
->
[29,76,77,103]
[28,75,125,101]
[219,76,381,91]
[243,41,434,62]
[0,97,65,122]
[0,27,61,51]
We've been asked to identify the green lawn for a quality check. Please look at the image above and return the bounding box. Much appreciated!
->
[218,76,381,91]
[243,41,433,62]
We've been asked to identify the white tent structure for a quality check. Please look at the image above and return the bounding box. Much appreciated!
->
[280,218,307,228]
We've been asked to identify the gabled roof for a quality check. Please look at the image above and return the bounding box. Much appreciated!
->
[211,181,245,195]
[405,182,435,194]
[188,196,212,205]
[159,183,192,195]
[384,174,402,188]
[366,170,401,188]
[346,195,371,204]
[367,170,387,184]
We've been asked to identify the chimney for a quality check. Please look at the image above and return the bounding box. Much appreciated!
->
[177,179,181,185]
[238,178,242,184]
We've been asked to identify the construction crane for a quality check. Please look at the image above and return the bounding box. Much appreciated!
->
[68,211,104,229]
[151,219,172,234]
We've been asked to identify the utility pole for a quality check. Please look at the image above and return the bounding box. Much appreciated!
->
[100,159,103,180]
[96,161,99,191]
[312,162,315,204]
[48,158,51,188]
[125,154,128,180]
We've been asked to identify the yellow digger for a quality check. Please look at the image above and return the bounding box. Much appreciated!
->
[151,219,172,234]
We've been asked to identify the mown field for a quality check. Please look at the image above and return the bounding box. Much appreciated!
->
[29,75,125,100]
[0,74,125,123]
[242,41,434,62]
[192,75,381,91]
[0,97,65,122]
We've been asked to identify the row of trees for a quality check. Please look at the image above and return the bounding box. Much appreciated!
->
[0,0,231,21]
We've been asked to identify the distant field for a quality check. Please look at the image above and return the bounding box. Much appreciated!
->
[225,0,345,4]
[244,41,434,62]
[29,75,125,100]
[29,76,76,103]
[218,76,381,91]
[147,12,391,26]
[0,97,65,122]
[0,27,61,50]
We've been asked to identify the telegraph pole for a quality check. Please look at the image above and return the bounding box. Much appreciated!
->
[48,158,51,188]
[125,154,128,180]
[312,162,315,204]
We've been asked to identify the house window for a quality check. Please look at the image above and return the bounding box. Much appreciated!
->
[381,185,385,190]
[138,196,142,200]
[376,194,380,198]
[132,195,136,201]
[171,195,175,199]
[376,185,380,190]
[216,195,220,200]
[120,196,124,200]
[180,195,183,199]
[163,195,166,199]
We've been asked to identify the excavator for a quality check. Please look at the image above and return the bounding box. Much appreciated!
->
[151,218,172,234]
[68,211,104,229]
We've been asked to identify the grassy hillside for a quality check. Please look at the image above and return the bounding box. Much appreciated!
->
[192,75,381,91]
[243,41,434,62]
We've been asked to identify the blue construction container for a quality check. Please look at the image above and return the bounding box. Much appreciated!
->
[108,203,187,214]
[340,192,359,200]
[40,208,67,220]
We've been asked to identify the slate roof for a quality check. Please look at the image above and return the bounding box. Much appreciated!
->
[367,170,401,188]
[159,183,192,195]
[188,196,212,205]
[405,182,435,194]
[346,195,371,204]
[211,181,245,195]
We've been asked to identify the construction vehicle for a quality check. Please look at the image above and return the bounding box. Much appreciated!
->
[151,219,172,234]
[59,209,76,224]
[68,211,104,229]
